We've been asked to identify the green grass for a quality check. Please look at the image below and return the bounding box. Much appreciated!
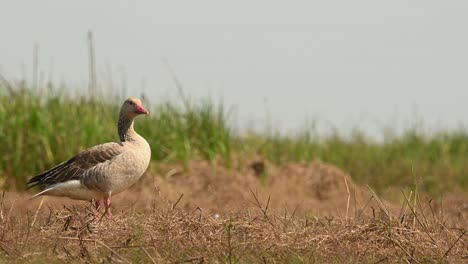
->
[1,83,467,194]
[254,128,468,193]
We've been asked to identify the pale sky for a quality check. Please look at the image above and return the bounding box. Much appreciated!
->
[1,1,468,137]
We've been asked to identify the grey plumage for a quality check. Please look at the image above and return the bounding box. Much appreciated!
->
[27,142,124,190]
[27,97,151,216]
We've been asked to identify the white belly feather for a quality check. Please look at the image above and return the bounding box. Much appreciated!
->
[32,180,101,200]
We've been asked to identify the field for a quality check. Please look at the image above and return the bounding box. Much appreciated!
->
[0,82,467,263]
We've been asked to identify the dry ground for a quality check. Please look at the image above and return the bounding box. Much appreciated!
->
[1,161,467,263]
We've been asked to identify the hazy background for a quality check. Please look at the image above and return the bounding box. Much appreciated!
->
[1,1,467,137]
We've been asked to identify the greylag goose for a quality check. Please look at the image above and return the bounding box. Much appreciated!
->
[27,97,151,217]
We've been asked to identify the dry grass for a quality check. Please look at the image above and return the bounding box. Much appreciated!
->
[0,161,466,263]
[0,195,466,263]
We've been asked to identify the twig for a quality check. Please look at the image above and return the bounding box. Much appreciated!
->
[283,202,302,230]
[62,245,73,258]
[402,192,436,244]
[367,185,391,220]
[344,177,350,224]
[249,190,274,227]
[411,165,418,228]
[196,207,203,222]
[110,245,146,249]
[140,246,156,264]
[357,196,374,219]
[415,197,432,232]
[442,230,466,258]
[225,220,233,264]
[31,197,45,227]
[6,198,17,223]
[172,194,184,210]
[0,191,5,221]
[0,241,24,259]
[96,240,131,264]
[427,198,437,221]
[400,190,412,223]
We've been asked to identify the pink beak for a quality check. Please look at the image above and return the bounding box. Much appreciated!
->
[135,104,149,115]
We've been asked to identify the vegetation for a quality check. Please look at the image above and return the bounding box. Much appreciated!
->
[0,82,467,194]
[0,81,467,263]
[0,191,466,263]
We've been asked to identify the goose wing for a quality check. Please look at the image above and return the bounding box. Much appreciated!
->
[27,142,124,189]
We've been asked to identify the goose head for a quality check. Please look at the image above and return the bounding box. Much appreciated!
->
[120,97,149,119]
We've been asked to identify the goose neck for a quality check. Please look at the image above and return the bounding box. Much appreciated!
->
[118,116,137,142]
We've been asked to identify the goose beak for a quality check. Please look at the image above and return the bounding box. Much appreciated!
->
[135,105,149,115]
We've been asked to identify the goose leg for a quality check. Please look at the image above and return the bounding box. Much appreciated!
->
[94,199,101,211]
[104,197,112,218]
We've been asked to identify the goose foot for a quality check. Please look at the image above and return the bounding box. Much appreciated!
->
[104,197,112,218]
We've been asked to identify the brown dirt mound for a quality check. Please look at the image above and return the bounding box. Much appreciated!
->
[143,160,372,217]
